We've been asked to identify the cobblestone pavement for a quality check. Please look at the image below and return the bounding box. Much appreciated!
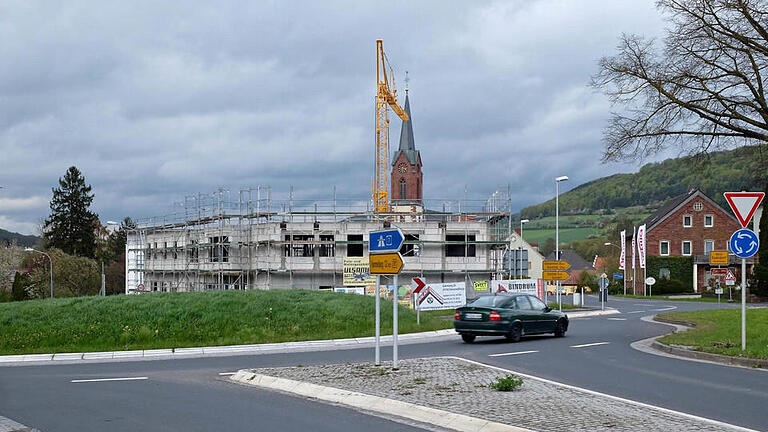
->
[248,357,743,432]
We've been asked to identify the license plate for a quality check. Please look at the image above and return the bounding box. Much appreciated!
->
[465,313,482,320]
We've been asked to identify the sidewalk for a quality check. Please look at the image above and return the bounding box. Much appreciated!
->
[231,357,755,432]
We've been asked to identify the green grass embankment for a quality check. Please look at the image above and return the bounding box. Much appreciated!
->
[657,309,768,359]
[615,294,719,302]
[0,290,453,355]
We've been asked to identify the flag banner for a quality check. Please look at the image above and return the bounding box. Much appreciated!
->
[639,224,646,268]
[619,230,626,270]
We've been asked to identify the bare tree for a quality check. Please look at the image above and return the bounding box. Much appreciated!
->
[592,0,768,162]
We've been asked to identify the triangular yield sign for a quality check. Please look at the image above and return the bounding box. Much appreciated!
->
[725,270,736,281]
[723,192,765,228]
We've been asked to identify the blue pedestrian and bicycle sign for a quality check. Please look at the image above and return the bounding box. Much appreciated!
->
[729,228,759,258]
[369,228,404,253]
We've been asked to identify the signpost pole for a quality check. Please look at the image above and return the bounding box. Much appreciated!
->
[741,258,746,351]
[375,274,381,365]
[393,274,399,370]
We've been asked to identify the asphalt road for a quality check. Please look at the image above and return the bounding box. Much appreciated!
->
[1,295,766,431]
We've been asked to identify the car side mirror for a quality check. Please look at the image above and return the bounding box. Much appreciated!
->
[544,306,552,312]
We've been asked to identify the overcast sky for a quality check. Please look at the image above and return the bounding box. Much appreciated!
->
[0,0,668,235]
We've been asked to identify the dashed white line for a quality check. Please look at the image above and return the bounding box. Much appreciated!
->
[607,318,626,321]
[488,350,539,357]
[570,342,610,348]
[71,376,148,383]
[651,306,677,312]
[218,372,237,376]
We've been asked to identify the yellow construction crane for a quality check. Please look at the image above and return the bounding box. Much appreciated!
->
[373,39,409,213]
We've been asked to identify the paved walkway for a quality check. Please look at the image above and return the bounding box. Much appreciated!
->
[234,357,753,432]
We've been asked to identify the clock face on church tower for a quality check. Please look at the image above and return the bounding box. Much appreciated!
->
[398,162,407,174]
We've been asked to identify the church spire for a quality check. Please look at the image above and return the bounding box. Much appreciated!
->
[398,94,415,152]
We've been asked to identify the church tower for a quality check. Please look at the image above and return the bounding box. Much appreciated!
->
[391,89,423,205]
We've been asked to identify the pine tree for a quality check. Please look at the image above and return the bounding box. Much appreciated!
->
[43,166,98,258]
[752,181,768,297]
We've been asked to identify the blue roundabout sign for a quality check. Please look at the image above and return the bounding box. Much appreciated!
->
[729,228,759,259]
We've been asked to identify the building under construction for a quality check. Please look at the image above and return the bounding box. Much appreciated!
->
[126,86,526,294]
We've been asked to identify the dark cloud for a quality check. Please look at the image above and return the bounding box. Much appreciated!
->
[0,0,666,234]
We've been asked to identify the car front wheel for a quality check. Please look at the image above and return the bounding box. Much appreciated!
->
[554,319,567,337]
[461,334,476,343]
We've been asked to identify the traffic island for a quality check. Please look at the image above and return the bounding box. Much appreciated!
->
[650,312,768,369]
[229,357,744,432]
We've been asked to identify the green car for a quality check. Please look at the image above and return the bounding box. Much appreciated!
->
[453,293,568,343]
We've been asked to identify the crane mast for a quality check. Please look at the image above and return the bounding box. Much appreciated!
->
[374,39,409,213]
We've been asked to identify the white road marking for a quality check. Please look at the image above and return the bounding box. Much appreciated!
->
[651,306,677,312]
[570,342,610,348]
[218,372,237,376]
[626,310,646,314]
[488,350,539,357]
[633,303,653,306]
[71,376,148,383]
[607,318,626,321]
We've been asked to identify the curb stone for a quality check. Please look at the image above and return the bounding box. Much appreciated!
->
[0,415,39,432]
[229,371,532,432]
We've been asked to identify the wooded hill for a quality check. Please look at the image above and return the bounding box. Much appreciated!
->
[0,228,39,247]
[521,145,767,219]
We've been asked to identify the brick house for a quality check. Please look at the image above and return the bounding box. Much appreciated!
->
[638,189,755,293]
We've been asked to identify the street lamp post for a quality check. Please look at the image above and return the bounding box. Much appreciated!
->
[519,219,529,280]
[24,247,53,299]
[555,176,569,311]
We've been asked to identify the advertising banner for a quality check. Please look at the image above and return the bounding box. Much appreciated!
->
[491,279,540,299]
[619,230,626,270]
[415,282,467,311]
[343,257,376,286]
[637,224,646,269]
[334,287,365,295]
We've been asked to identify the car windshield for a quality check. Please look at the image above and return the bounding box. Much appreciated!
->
[468,296,511,308]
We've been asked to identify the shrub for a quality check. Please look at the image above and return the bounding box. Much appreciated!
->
[489,375,523,391]
[652,278,686,295]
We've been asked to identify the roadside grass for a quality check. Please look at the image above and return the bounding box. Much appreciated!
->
[657,309,768,359]
[615,294,720,302]
[0,290,453,355]
[548,302,579,310]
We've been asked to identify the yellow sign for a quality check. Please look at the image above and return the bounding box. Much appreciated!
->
[473,281,488,291]
[343,257,376,286]
[369,252,404,274]
[543,260,570,271]
[542,270,570,281]
[709,251,729,266]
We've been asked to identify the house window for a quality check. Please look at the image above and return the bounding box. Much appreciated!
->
[284,234,314,257]
[683,215,692,227]
[704,214,713,227]
[704,240,714,255]
[399,179,406,200]
[693,202,703,211]
[682,240,692,256]
[659,268,671,280]
[210,236,229,262]
[319,235,335,257]
[445,234,476,257]
[347,234,363,257]
[402,234,420,257]
[660,241,670,256]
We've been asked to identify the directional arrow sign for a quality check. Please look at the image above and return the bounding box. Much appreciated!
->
[729,228,759,258]
[369,229,404,254]
[542,270,570,281]
[411,277,426,294]
[724,192,765,228]
[369,252,404,274]
[542,260,570,271]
